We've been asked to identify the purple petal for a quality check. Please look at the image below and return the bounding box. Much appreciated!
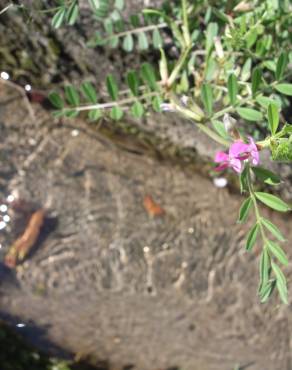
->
[229,141,250,158]
[230,158,243,173]
[214,163,229,171]
[248,136,260,165]
[215,151,229,163]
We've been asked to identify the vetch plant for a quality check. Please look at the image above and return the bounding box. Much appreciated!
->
[23,0,292,303]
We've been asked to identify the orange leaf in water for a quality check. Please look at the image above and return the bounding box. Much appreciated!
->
[143,195,165,217]
[4,209,45,268]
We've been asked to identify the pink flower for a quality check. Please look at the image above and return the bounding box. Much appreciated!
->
[247,136,259,166]
[214,137,259,173]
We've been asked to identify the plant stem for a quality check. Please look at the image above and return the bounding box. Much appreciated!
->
[61,92,159,113]
[181,0,191,46]
[168,46,192,86]
[246,165,267,244]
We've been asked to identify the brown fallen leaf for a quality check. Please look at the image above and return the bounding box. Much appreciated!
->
[4,209,45,268]
[143,195,165,217]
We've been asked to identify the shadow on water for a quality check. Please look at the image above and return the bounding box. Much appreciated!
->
[0,312,71,359]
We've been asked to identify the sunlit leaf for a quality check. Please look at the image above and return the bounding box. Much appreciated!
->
[152,28,162,48]
[138,32,148,50]
[236,107,263,122]
[88,109,102,121]
[110,106,124,120]
[272,262,288,304]
[274,83,292,96]
[131,101,144,118]
[255,192,290,212]
[66,1,79,25]
[51,7,66,28]
[267,240,288,265]
[238,197,252,223]
[261,218,285,242]
[245,223,259,251]
[123,33,134,52]
[267,103,279,135]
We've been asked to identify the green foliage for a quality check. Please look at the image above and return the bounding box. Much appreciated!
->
[45,0,292,305]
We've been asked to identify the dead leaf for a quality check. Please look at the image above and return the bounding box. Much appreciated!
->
[4,209,45,268]
[143,195,165,217]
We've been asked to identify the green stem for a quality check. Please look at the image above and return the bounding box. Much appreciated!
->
[60,91,159,113]
[181,0,191,46]
[168,46,192,87]
[246,165,267,245]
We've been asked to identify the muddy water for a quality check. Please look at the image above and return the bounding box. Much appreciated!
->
[0,81,291,370]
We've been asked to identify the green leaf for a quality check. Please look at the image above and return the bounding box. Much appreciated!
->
[131,101,144,118]
[64,85,79,106]
[267,103,279,135]
[256,95,281,109]
[211,8,229,23]
[241,58,252,82]
[276,52,288,81]
[260,280,276,303]
[239,165,248,193]
[255,192,290,212]
[48,92,64,109]
[115,0,124,11]
[64,109,78,118]
[272,262,288,304]
[137,32,148,50]
[152,28,162,48]
[206,22,218,53]
[88,109,102,121]
[122,33,134,52]
[263,60,276,72]
[261,218,285,242]
[106,74,119,101]
[259,249,270,292]
[274,84,292,96]
[245,223,259,251]
[127,70,140,97]
[152,95,163,112]
[211,120,229,140]
[238,197,252,223]
[88,0,99,11]
[51,7,66,29]
[267,240,288,265]
[108,35,119,48]
[140,63,157,91]
[236,107,263,122]
[66,1,79,25]
[227,73,238,106]
[251,68,261,96]
[110,106,123,120]
[201,83,213,115]
[251,167,281,186]
[81,82,97,103]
